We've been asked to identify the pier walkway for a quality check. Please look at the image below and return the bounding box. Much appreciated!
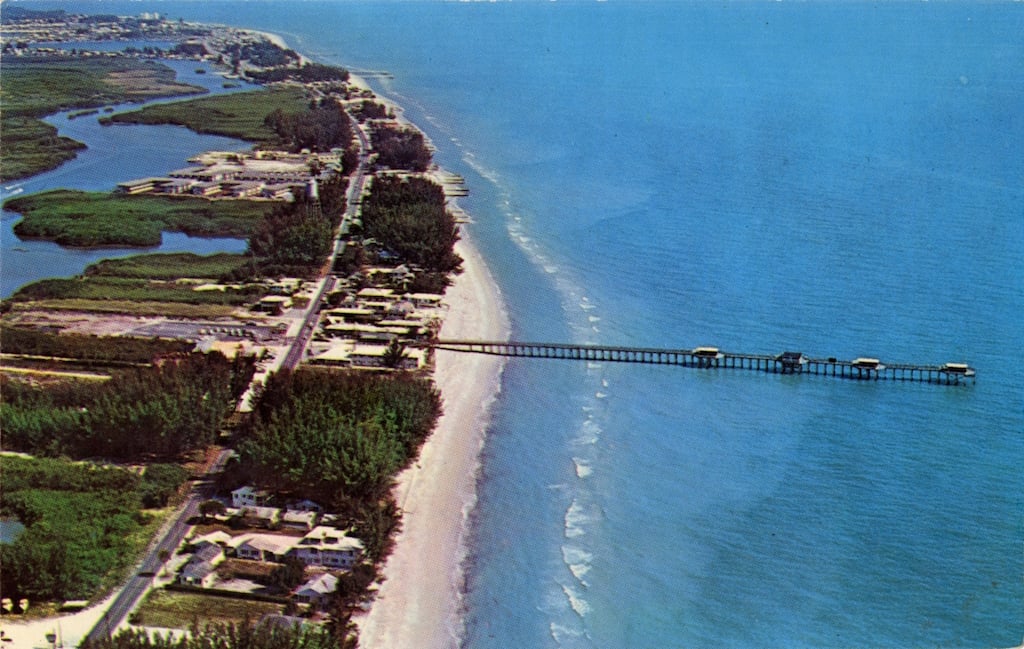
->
[424,340,976,386]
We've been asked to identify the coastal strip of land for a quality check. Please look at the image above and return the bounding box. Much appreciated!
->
[357,238,509,649]
[2,14,512,648]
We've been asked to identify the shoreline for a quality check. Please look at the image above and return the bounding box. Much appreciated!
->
[357,234,509,649]
[2,19,512,647]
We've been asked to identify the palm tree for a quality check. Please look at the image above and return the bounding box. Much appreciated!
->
[382,339,407,369]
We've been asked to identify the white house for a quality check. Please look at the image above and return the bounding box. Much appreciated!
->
[231,486,273,509]
[281,509,319,532]
[290,526,364,569]
[235,534,297,563]
[293,573,338,609]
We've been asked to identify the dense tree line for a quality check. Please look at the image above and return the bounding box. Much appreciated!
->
[263,102,353,153]
[0,456,185,604]
[0,325,193,363]
[318,172,350,221]
[369,124,432,172]
[245,198,336,278]
[1,353,255,460]
[360,175,463,277]
[349,100,392,122]
[170,42,209,57]
[224,41,301,69]
[81,618,351,649]
[236,368,441,512]
[247,62,350,84]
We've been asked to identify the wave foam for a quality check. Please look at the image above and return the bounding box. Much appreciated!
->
[562,545,594,585]
[561,583,592,618]
[572,457,593,478]
[564,498,597,539]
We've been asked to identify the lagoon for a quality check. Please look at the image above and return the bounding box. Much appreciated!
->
[7,3,1024,648]
[1,58,255,298]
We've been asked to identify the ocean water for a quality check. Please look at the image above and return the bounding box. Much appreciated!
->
[11,3,1024,648]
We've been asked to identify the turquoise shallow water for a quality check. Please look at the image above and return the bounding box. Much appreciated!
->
[10,2,1024,647]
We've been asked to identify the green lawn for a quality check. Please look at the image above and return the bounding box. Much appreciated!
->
[103,86,311,145]
[133,590,285,629]
[4,190,275,247]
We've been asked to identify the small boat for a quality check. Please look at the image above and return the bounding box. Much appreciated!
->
[11,247,29,252]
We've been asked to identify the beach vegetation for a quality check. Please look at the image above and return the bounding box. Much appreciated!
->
[369,123,432,171]
[235,367,441,510]
[0,456,174,605]
[246,61,350,84]
[349,100,393,122]
[263,100,354,153]
[360,175,463,276]
[245,199,335,277]
[0,56,206,182]
[4,190,274,248]
[224,40,301,69]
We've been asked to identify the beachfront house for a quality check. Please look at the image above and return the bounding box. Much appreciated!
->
[293,573,338,609]
[291,526,364,569]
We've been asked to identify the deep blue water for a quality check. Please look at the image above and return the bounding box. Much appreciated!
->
[9,3,1024,648]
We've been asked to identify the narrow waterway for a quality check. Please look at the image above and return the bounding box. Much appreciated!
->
[1,57,258,298]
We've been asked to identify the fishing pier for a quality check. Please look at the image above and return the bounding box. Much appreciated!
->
[424,340,976,386]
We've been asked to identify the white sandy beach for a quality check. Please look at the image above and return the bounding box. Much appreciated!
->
[357,235,509,649]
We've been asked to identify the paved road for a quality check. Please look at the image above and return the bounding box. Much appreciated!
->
[83,450,232,645]
[84,103,372,646]
[281,115,371,371]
